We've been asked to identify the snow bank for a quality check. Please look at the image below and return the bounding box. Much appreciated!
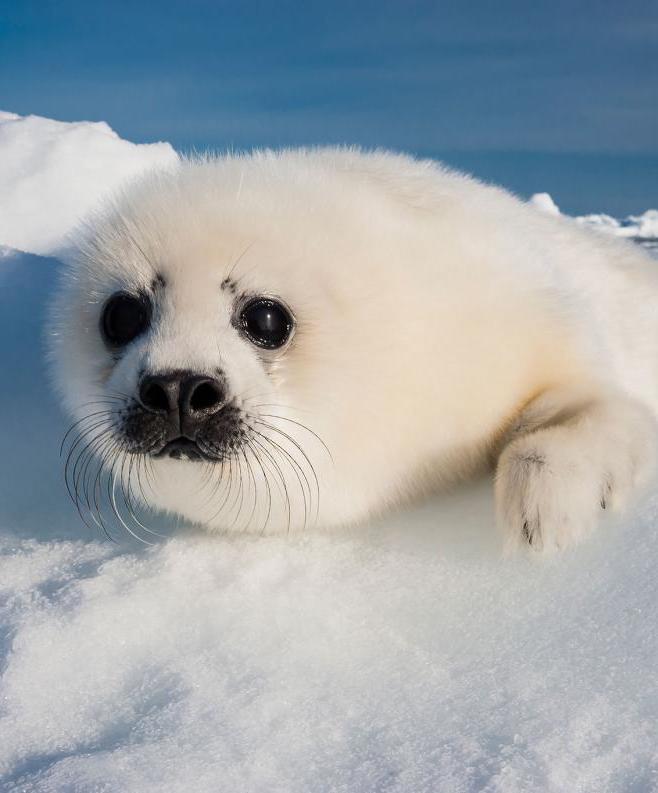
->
[0,114,657,792]
[1,496,657,793]
[0,111,178,256]
[530,191,658,253]
[576,209,658,243]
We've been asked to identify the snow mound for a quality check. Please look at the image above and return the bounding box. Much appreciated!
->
[575,209,658,240]
[528,192,560,216]
[0,111,178,256]
[1,446,657,791]
[0,115,657,791]
[529,192,658,252]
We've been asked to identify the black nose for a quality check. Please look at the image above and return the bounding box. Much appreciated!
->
[139,371,225,431]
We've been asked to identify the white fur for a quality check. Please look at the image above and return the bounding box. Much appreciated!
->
[49,148,658,552]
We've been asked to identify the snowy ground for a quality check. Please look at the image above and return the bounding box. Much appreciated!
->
[1,113,657,793]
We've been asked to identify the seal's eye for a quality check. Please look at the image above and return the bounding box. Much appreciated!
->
[240,298,293,350]
[101,292,152,347]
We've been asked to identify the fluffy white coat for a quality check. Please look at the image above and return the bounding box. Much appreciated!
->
[50,148,658,552]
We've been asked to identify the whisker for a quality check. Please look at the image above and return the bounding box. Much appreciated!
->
[76,429,117,520]
[252,419,321,526]
[239,445,259,530]
[123,446,167,539]
[206,451,236,524]
[66,427,117,540]
[251,409,333,461]
[60,411,119,456]
[108,452,154,545]
[225,241,255,284]
[248,433,294,533]
[64,423,114,510]
[88,437,122,542]
[224,450,247,530]
[244,438,273,534]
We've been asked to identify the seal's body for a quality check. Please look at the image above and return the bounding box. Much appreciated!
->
[50,149,658,552]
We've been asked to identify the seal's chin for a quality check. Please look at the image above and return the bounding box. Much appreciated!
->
[153,437,208,462]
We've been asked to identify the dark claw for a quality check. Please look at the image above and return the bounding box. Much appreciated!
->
[601,476,612,510]
[522,520,533,545]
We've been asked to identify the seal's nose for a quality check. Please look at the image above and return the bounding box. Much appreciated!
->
[139,371,225,433]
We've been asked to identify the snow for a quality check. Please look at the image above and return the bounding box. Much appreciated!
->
[574,209,658,241]
[0,111,178,256]
[530,192,658,255]
[528,192,560,217]
[2,512,657,792]
[1,113,657,792]
[575,210,658,255]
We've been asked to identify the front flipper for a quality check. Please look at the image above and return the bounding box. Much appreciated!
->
[495,388,657,553]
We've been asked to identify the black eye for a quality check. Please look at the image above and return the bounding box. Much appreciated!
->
[101,292,152,348]
[240,298,294,350]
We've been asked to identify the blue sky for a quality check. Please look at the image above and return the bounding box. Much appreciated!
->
[1,0,657,215]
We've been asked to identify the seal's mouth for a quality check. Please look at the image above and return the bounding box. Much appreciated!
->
[154,437,207,461]
[120,400,244,463]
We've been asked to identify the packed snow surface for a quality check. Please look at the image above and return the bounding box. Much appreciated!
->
[0,113,657,792]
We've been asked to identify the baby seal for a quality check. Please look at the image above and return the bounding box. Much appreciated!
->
[50,148,658,552]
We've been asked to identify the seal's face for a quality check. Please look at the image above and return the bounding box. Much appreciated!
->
[100,287,295,463]
[51,152,426,537]
[53,209,337,536]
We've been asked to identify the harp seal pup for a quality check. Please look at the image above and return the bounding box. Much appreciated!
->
[49,148,658,553]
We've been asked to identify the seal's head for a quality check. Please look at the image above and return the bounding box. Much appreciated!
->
[50,149,533,538]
